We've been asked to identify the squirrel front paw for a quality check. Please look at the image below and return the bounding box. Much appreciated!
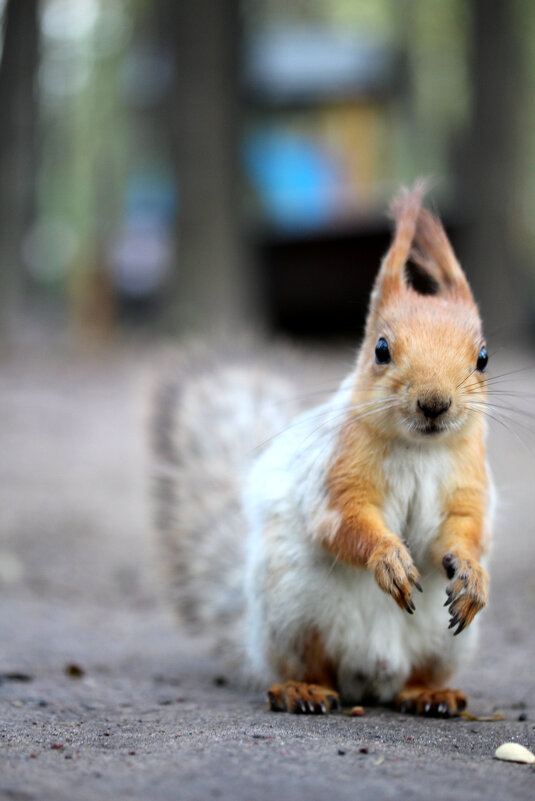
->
[369,537,422,614]
[442,553,488,635]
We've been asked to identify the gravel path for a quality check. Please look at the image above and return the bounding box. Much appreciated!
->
[0,340,534,801]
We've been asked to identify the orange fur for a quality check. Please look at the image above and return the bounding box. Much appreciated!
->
[395,660,466,717]
[411,208,473,302]
[268,630,340,714]
[370,180,425,306]
[437,434,489,562]
[267,681,340,714]
[320,183,489,627]
[258,182,492,714]
[324,423,420,612]
[395,686,467,717]
[273,628,338,689]
[301,629,338,689]
[404,661,452,689]
[324,421,388,567]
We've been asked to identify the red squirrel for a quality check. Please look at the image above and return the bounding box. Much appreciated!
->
[153,183,493,716]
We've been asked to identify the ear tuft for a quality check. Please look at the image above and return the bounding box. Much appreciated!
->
[389,177,431,226]
[413,208,473,301]
[372,179,427,303]
[369,179,474,319]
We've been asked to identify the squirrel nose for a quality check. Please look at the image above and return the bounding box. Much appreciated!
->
[417,397,451,420]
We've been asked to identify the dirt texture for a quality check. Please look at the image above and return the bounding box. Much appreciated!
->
[0,339,534,801]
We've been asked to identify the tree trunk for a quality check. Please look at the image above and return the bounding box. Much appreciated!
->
[0,0,40,341]
[165,0,261,334]
[462,0,523,338]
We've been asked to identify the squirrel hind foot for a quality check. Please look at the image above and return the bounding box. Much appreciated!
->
[395,686,467,717]
[267,681,340,715]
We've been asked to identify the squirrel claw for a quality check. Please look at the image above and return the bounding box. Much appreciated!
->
[395,687,467,717]
[442,554,489,635]
[448,612,460,630]
[329,695,341,711]
[267,681,341,715]
[372,538,420,614]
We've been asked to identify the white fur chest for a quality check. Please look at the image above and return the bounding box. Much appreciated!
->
[381,442,452,564]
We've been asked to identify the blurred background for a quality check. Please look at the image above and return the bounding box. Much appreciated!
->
[0,0,533,609]
[1,8,535,790]
[0,0,533,344]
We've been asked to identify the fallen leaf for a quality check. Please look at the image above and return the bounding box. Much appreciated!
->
[459,711,504,722]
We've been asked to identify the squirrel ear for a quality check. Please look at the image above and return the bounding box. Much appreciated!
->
[411,208,474,303]
[369,180,425,310]
[370,180,475,312]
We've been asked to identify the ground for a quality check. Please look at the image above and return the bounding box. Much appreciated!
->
[0,336,534,801]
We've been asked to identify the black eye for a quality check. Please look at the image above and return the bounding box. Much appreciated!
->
[476,347,488,372]
[375,337,391,365]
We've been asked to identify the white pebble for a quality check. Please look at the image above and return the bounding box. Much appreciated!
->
[494,743,535,764]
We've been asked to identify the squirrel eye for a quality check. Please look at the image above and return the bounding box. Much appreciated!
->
[476,347,488,372]
[375,337,391,365]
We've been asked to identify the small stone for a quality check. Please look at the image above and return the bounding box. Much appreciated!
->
[495,743,535,764]
[346,706,365,717]
[65,664,85,679]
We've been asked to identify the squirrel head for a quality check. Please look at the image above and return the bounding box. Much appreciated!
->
[355,181,487,442]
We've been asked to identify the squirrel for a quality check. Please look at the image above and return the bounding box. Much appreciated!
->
[152,182,494,717]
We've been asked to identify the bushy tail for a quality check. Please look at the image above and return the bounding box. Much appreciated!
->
[151,345,297,635]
